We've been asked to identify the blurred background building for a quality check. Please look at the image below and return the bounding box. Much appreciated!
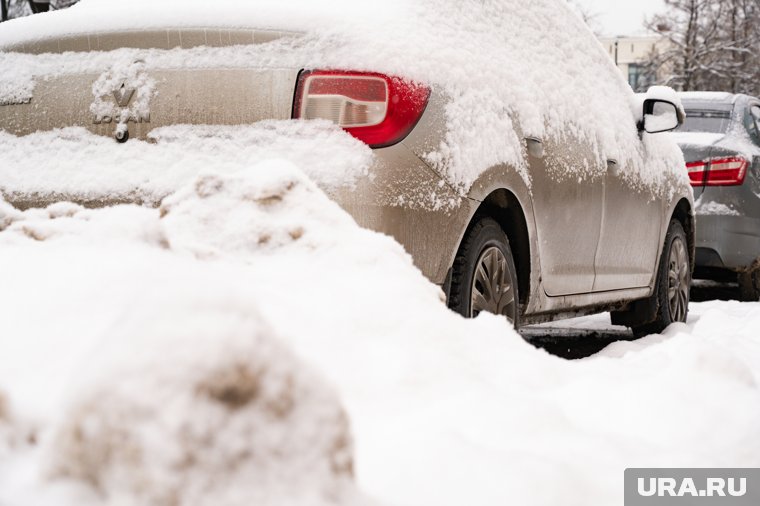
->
[599,35,669,92]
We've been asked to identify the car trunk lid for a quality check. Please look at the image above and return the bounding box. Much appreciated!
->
[0,29,300,142]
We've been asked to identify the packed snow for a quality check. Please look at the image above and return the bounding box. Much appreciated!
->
[0,123,373,204]
[670,132,726,147]
[695,199,741,216]
[678,92,736,103]
[0,0,688,196]
[1,160,759,506]
[674,92,760,161]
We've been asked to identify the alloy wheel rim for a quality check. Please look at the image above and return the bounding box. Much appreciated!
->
[667,237,689,322]
[470,246,516,322]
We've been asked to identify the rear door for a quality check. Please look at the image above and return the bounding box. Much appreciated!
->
[529,134,604,296]
[592,156,664,292]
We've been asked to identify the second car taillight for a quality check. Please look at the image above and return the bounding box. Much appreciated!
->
[293,70,430,148]
[686,157,749,187]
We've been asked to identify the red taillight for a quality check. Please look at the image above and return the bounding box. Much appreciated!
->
[686,157,748,187]
[686,160,708,186]
[293,70,430,148]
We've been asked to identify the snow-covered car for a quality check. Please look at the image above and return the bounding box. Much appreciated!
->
[672,92,760,301]
[0,0,694,334]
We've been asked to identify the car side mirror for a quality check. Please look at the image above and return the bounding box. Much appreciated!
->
[640,99,683,134]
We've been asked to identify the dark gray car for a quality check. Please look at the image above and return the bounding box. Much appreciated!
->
[673,92,760,300]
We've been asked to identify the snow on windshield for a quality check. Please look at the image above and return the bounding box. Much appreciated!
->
[0,0,687,197]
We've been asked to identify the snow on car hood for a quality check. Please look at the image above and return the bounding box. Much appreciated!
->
[0,0,688,196]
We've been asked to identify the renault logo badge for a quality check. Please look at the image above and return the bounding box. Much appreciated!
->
[112,83,135,108]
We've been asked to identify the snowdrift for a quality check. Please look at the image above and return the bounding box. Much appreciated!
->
[0,156,759,506]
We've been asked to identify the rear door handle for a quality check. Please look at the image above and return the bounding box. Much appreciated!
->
[526,137,544,159]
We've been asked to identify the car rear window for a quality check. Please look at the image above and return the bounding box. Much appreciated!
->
[677,108,732,134]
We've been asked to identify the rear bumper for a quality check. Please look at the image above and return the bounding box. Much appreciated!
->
[695,213,760,270]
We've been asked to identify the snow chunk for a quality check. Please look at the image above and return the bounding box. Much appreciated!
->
[695,200,741,217]
[0,197,24,231]
[46,299,355,506]
[160,160,357,260]
[0,68,33,105]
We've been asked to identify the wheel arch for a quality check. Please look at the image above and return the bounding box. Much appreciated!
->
[471,189,532,305]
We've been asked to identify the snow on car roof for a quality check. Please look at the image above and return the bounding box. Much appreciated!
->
[0,0,687,196]
[0,0,392,45]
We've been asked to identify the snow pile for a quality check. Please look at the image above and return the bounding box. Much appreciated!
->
[159,160,358,259]
[46,301,354,506]
[0,0,688,196]
[1,161,759,506]
[0,123,373,203]
[0,170,365,505]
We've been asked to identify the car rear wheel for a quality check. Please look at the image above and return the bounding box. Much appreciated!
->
[448,217,520,326]
[630,220,691,337]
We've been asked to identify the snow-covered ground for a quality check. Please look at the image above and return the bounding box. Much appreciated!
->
[1,153,759,506]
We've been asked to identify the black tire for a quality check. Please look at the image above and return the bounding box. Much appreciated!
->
[448,217,520,327]
[630,220,691,337]
[738,269,760,302]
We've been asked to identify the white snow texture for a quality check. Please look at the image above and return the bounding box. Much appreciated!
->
[0,161,759,506]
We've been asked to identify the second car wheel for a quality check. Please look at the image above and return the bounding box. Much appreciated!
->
[448,217,520,326]
[738,268,760,302]
[630,219,691,337]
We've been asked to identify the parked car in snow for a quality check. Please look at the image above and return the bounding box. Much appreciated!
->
[0,0,694,335]
[672,92,760,301]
